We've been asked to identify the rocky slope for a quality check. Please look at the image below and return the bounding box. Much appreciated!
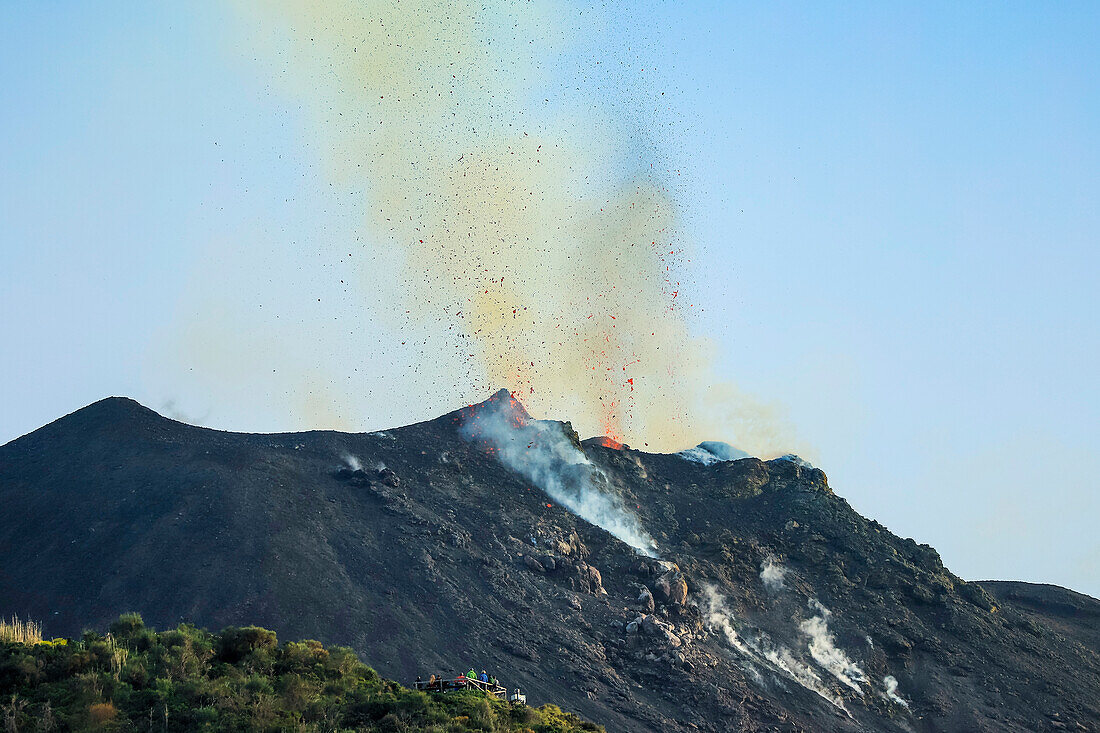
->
[1,391,1097,731]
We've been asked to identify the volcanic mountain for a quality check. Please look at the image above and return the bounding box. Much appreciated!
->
[1,391,1097,732]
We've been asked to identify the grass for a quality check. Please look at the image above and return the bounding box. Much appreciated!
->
[0,617,42,645]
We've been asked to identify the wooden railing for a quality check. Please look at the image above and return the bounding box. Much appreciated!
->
[414,677,507,699]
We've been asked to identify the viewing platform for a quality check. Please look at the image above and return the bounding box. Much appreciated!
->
[413,677,525,704]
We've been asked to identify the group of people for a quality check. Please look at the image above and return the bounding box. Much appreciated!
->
[416,669,502,694]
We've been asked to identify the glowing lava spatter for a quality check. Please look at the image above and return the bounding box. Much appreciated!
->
[591,436,625,450]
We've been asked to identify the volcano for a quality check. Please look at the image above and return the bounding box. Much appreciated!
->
[1,392,1097,731]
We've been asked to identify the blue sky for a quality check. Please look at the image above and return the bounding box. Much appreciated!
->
[2,2,1098,596]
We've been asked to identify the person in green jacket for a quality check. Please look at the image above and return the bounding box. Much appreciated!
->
[466,669,477,681]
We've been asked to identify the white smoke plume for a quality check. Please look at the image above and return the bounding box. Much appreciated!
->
[759,642,838,707]
[700,585,756,658]
[700,584,848,712]
[462,396,658,557]
[678,441,752,466]
[800,600,868,694]
[883,675,910,709]
[704,586,906,716]
[342,453,362,471]
[760,556,788,592]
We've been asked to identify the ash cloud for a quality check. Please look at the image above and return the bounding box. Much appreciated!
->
[462,395,658,557]
[229,0,803,458]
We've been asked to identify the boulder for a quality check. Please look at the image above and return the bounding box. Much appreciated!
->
[524,555,545,573]
[568,531,589,560]
[586,565,603,587]
[334,468,373,487]
[632,614,682,648]
[667,574,689,605]
[637,586,655,612]
[653,568,688,606]
[660,628,682,648]
[566,561,604,595]
[540,555,557,572]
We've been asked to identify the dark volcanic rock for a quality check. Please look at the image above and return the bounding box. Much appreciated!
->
[0,395,1098,732]
[636,585,655,612]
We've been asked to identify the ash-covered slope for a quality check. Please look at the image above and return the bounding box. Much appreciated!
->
[1,391,1097,732]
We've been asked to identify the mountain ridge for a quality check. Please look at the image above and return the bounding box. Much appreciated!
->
[1,393,1097,731]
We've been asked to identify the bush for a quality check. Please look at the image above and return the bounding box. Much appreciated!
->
[87,701,117,725]
[108,613,145,638]
[245,673,274,696]
[379,711,407,731]
[468,697,494,730]
[216,626,278,663]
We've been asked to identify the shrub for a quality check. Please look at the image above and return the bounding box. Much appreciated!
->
[87,701,117,725]
[245,673,274,696]
[217,626,278,663]
[108,613,145,638]
[468,697,495,730]
[379,711,407,731]
[509,705,539,726]
[122,659,150,688]
[281,640,326,672]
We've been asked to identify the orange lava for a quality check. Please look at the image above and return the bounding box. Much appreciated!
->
[591,436,625,450]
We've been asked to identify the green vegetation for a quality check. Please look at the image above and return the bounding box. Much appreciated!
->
[0,615,603,732]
